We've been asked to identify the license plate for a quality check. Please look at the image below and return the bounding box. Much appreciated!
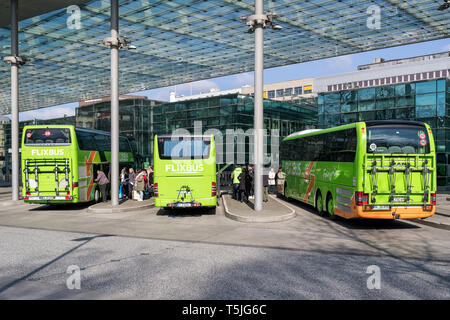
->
[373,205,390,210]
[392,198,406,203]
[177,203,192,207]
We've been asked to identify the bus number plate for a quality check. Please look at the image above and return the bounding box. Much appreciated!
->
[392,198,406,203]
[373,205,390,210]
[177,203,191,207]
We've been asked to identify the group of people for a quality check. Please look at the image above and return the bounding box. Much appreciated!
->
[231,166,285,203]
[120,166,154,201]
[94,165,154,203]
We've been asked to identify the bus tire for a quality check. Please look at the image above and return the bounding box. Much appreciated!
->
[316,190,324,216]
[94,187,101,204]
[326,193,336,220]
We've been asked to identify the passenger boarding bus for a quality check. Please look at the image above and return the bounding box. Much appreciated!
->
[280,120,436,219]
[21,125,135,204]
[153,134,217,209]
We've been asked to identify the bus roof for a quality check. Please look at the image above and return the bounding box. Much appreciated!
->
[283,120,428,142]
[23,125,130,138]
[285,129,322,138]
[365,120,427,127]
[155,134,214,139]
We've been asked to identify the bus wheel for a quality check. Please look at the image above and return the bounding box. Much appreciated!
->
[94,188,100,204]
[326,193,336,220]
[316,191,324,216]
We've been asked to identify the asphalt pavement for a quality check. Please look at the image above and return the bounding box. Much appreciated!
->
[0,226,448,300]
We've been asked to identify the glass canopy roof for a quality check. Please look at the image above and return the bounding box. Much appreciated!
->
[0,0,448,114]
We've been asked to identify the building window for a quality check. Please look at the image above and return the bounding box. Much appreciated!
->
[284,88,293,96]
[276,89,284,97]
[268,90,275,98]
[294,86,302,95]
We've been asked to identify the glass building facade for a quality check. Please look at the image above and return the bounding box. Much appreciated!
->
[153,94,317,169]
[76,97,159,163]
[318,78,450,188]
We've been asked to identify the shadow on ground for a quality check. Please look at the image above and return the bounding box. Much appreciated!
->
[284,196,420,230]
[156,207,217,218]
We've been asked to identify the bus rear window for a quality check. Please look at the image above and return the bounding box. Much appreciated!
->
[367,125,430,154]
[24,128,71,145]
[158,137,211,160]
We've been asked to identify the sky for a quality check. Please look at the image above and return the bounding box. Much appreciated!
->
[13,38,450,122]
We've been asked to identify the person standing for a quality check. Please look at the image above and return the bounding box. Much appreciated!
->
[135,169,146,201]
[247,165,254,199]
[238,167,248,203]
[120,168,128,199]
[263,172,269,202]
[276,168,286,196]
[231,166,242,201]
[128,168,136,200]
[268,167,276,194]
[95,169,109,202]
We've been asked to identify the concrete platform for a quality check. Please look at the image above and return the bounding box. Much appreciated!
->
[87,198,154,213]
[222,194,296,223]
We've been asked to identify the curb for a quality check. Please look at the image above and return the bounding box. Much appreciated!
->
[87,200,154,213]
[223,195,296,223]
[410,218,450,231]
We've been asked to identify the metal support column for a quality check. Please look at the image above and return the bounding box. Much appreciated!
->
[243,5,281,212]
[253,0,264,212]
[10,0,19,201]
[110,0,119,206]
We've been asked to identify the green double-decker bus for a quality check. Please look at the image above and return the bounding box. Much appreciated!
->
[22,125,135,204]
[153,134,217,209]
[281,120,436,219]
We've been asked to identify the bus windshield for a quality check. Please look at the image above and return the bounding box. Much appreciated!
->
[367,125,430,154]
[158,137,211,160]
[24,128,71,145]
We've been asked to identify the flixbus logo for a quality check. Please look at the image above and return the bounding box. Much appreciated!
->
[31,149,64,156]
[165,164,204,173]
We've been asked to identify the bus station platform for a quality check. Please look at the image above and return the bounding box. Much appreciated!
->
[87,198,154,214]
[222,194,296,223]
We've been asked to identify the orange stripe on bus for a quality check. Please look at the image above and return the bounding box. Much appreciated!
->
[304,174,315,202]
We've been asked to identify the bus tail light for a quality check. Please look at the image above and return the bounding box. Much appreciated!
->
[212,182,217,197]
[356,192,369,206]
[430,193,436,205]
[24,196,29,200]
[154,183,158,197]
[72,182,78,190]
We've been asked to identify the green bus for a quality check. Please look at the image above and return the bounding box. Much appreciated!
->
[281,120,436,219]
[153,134,217,209]
[22,125,135,204]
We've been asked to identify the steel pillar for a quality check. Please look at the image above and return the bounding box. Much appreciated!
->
[253,0,264,211]
[110,0,119,206]
[10,0,19,201]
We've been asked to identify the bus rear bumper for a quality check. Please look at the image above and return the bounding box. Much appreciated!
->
[353,206,435,219]
[155,197,217,208]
